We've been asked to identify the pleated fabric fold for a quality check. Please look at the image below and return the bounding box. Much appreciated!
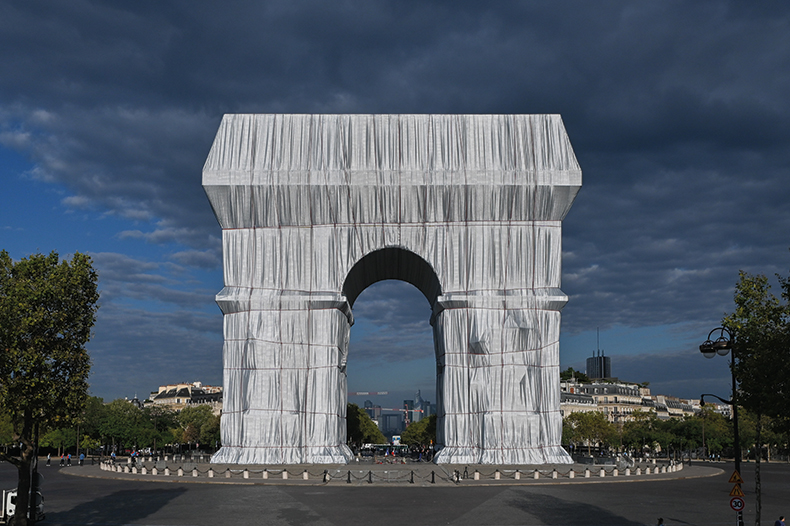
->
[204,114,580,464]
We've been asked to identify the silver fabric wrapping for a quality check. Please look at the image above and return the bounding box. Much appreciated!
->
[203,114,581,464]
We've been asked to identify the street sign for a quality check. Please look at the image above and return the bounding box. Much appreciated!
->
[728,471,744,484]
[729,484,745,497]
[730,497,745,511]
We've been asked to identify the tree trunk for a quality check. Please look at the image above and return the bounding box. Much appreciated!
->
[9,411,34,526]
[754,414,762,526]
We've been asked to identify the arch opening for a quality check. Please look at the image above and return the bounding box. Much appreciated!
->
[342,247,442,309]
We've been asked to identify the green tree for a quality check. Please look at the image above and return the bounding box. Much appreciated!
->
[39,428,76,456]
[401,414,437,447]
[565,411,616,455]
[199,414,221,449]
[100,399,144,449]
[346,403,386,448]
[560,367,590,383]
[0,250,99,526]
[141,405,178,453]
[177,405,216,450]
[723,270,790,526]
[697,406,732,457]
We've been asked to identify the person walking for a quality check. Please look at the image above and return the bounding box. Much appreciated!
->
[46,453,51,467]
[774,516,785,526]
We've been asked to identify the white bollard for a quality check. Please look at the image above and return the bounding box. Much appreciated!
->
[193,468,198,478]
[164,468,170,476]
[625,468,630,476]
[495,471,500,480]
[177,468,183,477]
[263,470,268,479]
[474,471,480,480]
[552,470,558,479]
[243,469,249,479]
[569,470,575,479]
[282,471,288,480]
[584,469,591,478]
[303,471,309,480]
[208,469,214,478]
[152,467,158,475]
[599,468,605,478]
[613,469,618,477]
[514,471,521,480]
[533,470,540,479]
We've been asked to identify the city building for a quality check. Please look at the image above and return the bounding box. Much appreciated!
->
[148,381,222,414]
[586,350,611,379]
[573,380,642,423]
[561,376,700,424]
[559,391,597,417]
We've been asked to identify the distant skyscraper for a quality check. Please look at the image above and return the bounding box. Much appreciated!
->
[586,350,611,379]
[413,390,425,423]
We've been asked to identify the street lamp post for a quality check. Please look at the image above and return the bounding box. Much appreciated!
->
[700,326,743,526]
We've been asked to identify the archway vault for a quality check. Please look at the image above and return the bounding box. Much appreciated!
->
[203,114,581,465]
[343,247,442,309]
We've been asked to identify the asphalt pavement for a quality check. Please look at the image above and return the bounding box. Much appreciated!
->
[1,460,788,525]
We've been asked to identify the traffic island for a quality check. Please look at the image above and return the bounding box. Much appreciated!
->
[60,458,723,486]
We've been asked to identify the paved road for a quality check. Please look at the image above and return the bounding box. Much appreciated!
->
[2,461,787,525]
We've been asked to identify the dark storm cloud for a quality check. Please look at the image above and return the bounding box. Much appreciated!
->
[2,1,789,396]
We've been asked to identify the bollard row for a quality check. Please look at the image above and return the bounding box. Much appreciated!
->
[98,460,682,483]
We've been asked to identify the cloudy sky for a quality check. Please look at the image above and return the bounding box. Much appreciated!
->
[2,1,788,409]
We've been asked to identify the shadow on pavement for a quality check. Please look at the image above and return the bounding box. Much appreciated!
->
[509,492,645,526]
[45,486,187,525]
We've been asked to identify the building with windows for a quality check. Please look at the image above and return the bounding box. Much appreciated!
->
[148,381,222,414]
[586,350,611,379]
[572,381,643,423]
[559,391,597,417]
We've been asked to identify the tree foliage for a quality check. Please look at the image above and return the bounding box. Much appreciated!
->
[564,411,617,454]
[724,271,790,420]
[722,269,790,526]
[560,367,590,383]
[346,403,386,447]
[0,250,99,525]
[401,414,436,446]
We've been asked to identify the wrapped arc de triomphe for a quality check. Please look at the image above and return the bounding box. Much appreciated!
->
[203,114,581,465]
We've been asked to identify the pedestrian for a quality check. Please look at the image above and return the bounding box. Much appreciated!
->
[67,453,71,466]
[656,518,664,526]
[775,516,785,526]
[59,454,64,467]
[79,453,85,466]
[46,453,51,467]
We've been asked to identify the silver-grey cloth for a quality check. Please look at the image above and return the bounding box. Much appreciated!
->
[203,114,581,464]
